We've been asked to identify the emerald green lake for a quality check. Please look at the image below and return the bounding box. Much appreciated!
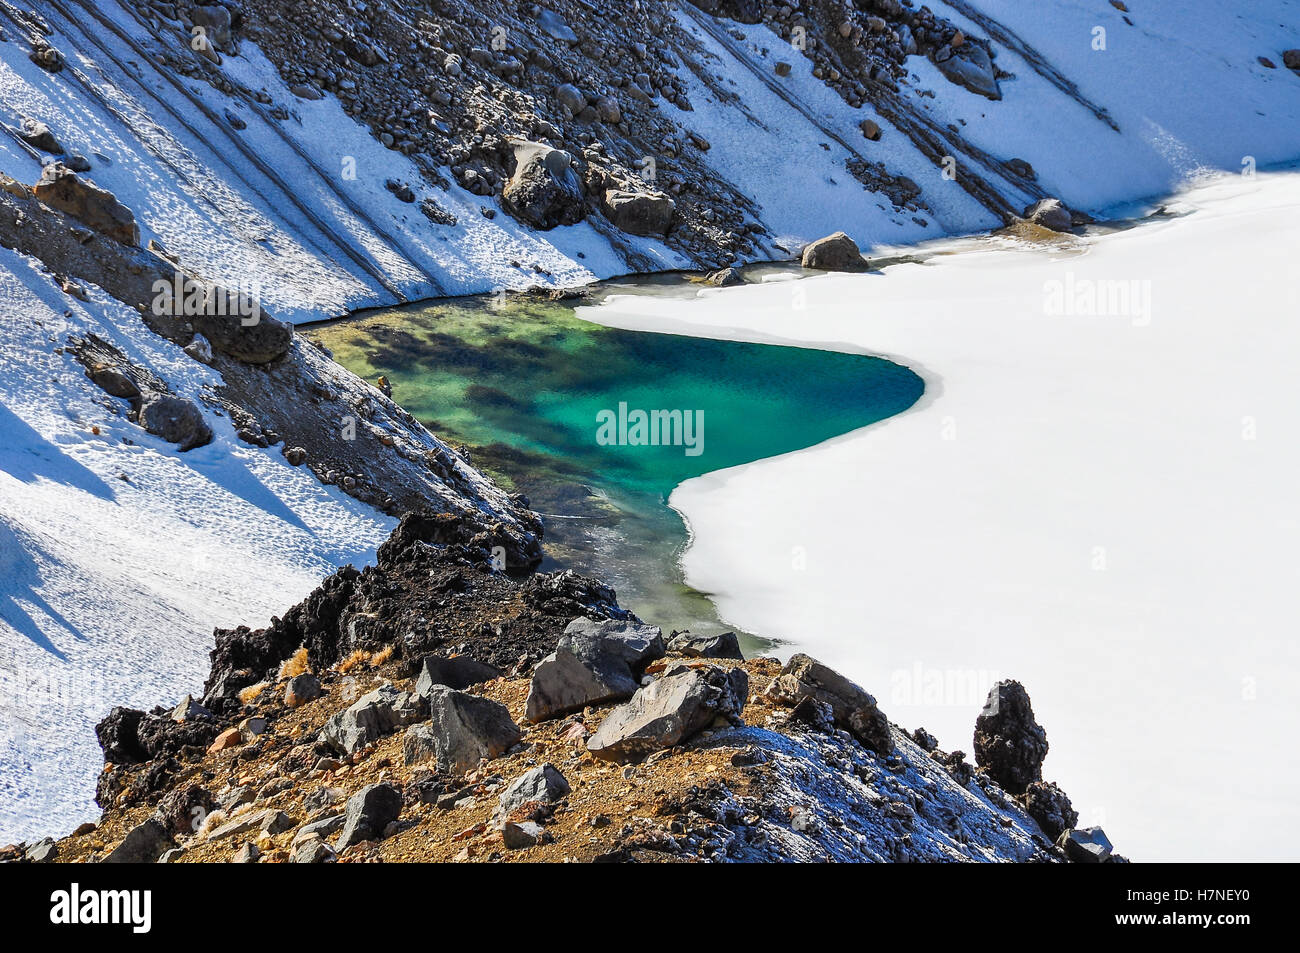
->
[305,284,923,646]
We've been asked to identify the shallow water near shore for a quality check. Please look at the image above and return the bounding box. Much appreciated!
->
[306,280,923,645]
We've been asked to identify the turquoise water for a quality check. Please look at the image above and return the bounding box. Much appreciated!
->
[306,285,923,644]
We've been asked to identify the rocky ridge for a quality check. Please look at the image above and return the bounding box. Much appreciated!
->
[10,514,1123,864]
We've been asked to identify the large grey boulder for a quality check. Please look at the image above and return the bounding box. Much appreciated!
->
[335,783,403,850]
[1057,826,1114,863]
[495,763,570,821]
[587,663,748,763]
[403,685,521,774]
[105,818,172,863]
[800,231,867,271]
[501,139,585,230]
[414,655,502,695]
[1021,198,1074,232]
[602,189,675,237]
[668,631,743,660]
[32,163,139,246]
[524,617,665,722]
[932,43,1001,100]
[137,394,213,451]
[319,683,427,755]
[151,274,293,364]
[189,302,292,365]
[973,680,1048,793]
[768,654,892,754]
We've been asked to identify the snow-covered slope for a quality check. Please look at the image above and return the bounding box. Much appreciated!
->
[0,1,679,323]
[581,170,1300,862]
[675,0,1300,236]
[3,2,1297,324]
[913,0,1300,208]
[0,242,399,840]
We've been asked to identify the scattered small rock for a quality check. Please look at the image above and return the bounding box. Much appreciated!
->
[1021,198,1074,232]
[284,673,322,708]
[667,631,743,660]
[1058,826,1114,863]
[335,783,403,850]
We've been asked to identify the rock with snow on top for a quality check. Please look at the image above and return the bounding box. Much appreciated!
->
[19,118,63,154]
[1022,198,1074,232]
[183,334,213,364]
[501,140,586,230]
[1058,826,1114,863]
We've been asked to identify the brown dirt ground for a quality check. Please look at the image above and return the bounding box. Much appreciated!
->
[54,655,788,864]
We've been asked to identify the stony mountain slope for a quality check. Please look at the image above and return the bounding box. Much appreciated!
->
[4,1,1296,321]
[16,514,1117,864]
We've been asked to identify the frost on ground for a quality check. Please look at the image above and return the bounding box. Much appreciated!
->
[0,244,397,841]
[582,171,1300,862]
[708,723,1046,862]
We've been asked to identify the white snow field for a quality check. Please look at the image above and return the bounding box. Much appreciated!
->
[0,244,397,841]
[581,170,1300,862]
